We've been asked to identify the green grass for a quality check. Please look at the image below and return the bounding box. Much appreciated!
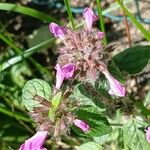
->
[116,0,150,41]
[0,2,61,24]
[64,0,75,30]
[96,0,107,44]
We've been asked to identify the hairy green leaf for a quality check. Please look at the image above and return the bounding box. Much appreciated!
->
[77,142,103,150]
[22,79,51,111]
[123,119,150,150]
[144,90,150,107]
[113,45,150,74]
[72,106,112,137]
[95,77,112,100]
[107,61,125,84]
[11,62,32,87]
[52,91,62,109]
[72,84,105,112]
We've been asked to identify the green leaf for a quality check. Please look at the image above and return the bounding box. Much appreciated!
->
[113,45,150,74]
[11,62,32,87]
[48,91,62,122]
[144,90,150,107]
[27,25,53,47]
[72,106,112,137]
[93,134,110,145]
[77,142,103,150]
[0,3,60,24]
[123,119,150,150]
[136,101,150,117]
[48,107,56,122]
[52,91,62,109]
[95,77,112,100]
[22,79,51,111]
[72,84,105,112]
[107,61,125,84]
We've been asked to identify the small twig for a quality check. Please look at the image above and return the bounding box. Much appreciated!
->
[122,12,132,47]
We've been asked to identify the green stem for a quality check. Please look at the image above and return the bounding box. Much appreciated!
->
[96,0,107,44]
[0,106,30,122]
[64,0,75,30]
[116,0,150,41]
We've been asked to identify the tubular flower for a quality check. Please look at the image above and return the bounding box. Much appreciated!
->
[102,70,126,97]
[29,94,78,139]
[83,7,98,32]
[19,131,48,150]
[55,64,76,89]
[49,22,66,38]
[145,127,150,143]
[74,119,90,133]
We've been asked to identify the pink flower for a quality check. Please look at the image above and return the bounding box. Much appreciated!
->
[83,7,98,32]
[98,31,104,39]
[55,64,76,89]
[103,70,126,97]
[49,22,66,38]
[145,127,150,143]
[73,119,90,133]
[19,131,48,150]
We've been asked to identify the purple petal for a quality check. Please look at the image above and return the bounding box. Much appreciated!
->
[103,71,126,97]
[49,22,66,38]
[74,119,90,133]
[98,31,104,39]
[61,64,76,79]
[55,64,65,90]
[19,131,48,150]
[83,7,98,32]
[145,127,150,143]
[55,64,75,89]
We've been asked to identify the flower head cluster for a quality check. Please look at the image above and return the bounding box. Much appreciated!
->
[49,7,125,97]
[50,8,105,82]
[20,64,89,150]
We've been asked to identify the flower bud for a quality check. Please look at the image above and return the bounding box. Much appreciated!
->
[74,119,90,133]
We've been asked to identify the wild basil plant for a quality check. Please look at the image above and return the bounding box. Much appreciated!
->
[20,7,150,150]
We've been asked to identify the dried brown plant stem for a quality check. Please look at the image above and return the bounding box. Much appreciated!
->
[122,12,132,47]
